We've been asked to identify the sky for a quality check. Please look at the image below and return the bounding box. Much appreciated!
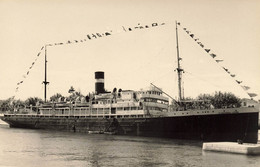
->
[0,0,259,101]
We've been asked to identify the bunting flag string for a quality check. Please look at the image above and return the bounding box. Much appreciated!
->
[223,67,229,72]
[13,46,45,99]
[248,93,257,98]
[176,21,257,99]
[236,80,242,84]
[215,60,223,63]
[41,22,166,47]
[11,22,166,100]
[197,42,204,48]
[242,85,250,91]
[11,21,258,100]
[43,23,165,48]
[210,53,216,58]
[205,49,210,53]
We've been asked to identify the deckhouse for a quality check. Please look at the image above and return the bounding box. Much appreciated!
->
[39,72,169,118]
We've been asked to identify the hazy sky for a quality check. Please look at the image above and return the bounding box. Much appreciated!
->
[0,0,259,101]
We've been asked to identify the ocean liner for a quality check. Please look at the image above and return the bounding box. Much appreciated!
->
[1,22,259,143]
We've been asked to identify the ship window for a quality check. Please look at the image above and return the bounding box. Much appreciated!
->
[124,107,130,110]
[117,107,123,111]
[131,107,136,110]
[104,108,109,111]
[91,108,97,114]
[111,108,116,114]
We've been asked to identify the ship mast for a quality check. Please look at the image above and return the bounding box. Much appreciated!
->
[175,21,184,101]
[43,45,49,102]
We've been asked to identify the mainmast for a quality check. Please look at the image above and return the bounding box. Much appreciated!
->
[43,45,49,102]
[175,21,184,101]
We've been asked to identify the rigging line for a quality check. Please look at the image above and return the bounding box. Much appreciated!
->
[150,69,173,84]
[150,83,176,102]
[151,69,178,101]
[184,71,223,89]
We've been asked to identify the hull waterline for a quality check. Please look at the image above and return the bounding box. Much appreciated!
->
[1,111,258,144]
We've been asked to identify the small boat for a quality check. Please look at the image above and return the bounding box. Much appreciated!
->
[104,131,117,135]
[88,131,104,134]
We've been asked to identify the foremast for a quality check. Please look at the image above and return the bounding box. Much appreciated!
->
[43,45,50,102]
[175,21,184,101]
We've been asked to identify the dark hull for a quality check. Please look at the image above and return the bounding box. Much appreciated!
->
[1,112,259,143]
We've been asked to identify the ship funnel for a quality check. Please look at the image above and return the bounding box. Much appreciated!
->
[95,71,105,94]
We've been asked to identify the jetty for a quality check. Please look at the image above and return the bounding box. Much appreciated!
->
[203,142,260,155]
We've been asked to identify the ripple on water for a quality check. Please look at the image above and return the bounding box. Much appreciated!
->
[0,127,260,167]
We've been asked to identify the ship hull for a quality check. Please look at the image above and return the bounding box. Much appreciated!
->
[1,112,258,143]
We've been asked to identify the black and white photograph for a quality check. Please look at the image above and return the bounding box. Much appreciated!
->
[0,0,260,166]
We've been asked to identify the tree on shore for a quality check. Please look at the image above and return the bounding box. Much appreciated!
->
[197,91,241,108]
[172,91,241,110]
[48,87,85,103]
[0,98,12,112]
[25,97,43,111]
[50,93,64,102]
[0,97,43,113]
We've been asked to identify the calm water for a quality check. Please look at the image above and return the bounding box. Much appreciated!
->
[0,121,260,167]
